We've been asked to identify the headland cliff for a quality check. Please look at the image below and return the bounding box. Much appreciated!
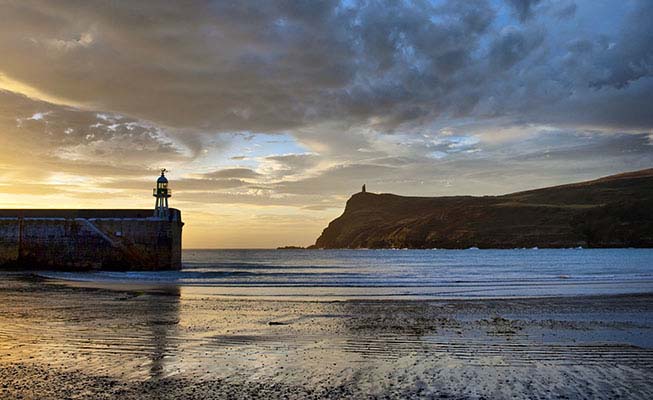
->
[312,169,653,249]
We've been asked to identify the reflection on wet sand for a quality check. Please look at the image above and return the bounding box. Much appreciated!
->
[141,287,180,381]
[1,275,653,399]
[0,277,181,382]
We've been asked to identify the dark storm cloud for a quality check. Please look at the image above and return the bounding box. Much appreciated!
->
[0,0,498,132]
[0,0,650,135]
[506,0,542,21]
[589,1,653,89]
[551,2,576,20]
[489,27,543,69]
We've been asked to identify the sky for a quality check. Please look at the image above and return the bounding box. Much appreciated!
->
[0,0,651,248]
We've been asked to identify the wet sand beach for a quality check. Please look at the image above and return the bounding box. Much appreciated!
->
[1,274,653,399]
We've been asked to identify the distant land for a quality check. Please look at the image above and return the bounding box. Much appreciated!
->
[311,169,653,249]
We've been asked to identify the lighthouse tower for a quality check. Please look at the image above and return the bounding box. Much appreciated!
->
[153,168,172,219]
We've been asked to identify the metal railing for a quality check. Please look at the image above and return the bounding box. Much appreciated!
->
[153,189,172,196]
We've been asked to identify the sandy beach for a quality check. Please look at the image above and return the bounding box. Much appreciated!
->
[1,273,652,399]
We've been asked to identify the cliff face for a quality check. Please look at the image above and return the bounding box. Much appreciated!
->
[313,169,653,249]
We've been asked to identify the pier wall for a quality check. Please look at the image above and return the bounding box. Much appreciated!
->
[0,209,183,270]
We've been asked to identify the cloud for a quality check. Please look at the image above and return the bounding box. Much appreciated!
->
[505,0,542,21]
[0,0,651,247]
[589,1,653,89]
[273,163,399,195]
[489,26,543,69]
[106,178,248,192]
[551,1,577,20]
[261,153,322,178]
[0,0,649,137]
[0,0,494,132]
[0,89,191,199]
[200,168,262,180]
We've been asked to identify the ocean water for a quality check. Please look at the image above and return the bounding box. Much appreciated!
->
[38,248,653,300]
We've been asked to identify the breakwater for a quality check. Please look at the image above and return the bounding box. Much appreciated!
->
[0,209,183,270]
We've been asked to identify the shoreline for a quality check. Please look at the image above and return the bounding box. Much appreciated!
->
[2,274,653,399]
[12,271,653,302]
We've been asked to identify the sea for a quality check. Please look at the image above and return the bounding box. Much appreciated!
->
[38,248,653,300]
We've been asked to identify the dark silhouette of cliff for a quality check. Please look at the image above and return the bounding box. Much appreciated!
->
[312,169,653,249]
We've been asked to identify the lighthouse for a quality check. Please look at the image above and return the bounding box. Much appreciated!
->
[153,168,172,219]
